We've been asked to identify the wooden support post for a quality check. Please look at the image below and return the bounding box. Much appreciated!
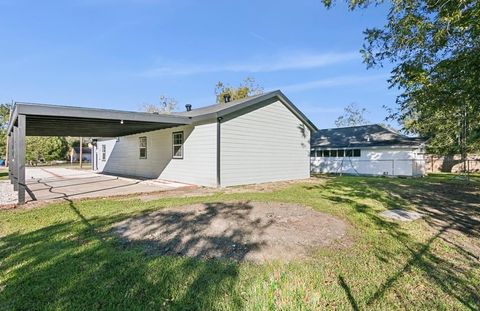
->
[13,126,18,190]
[5,132,8,167]
[16,114,26,205]
[8,133,13,183]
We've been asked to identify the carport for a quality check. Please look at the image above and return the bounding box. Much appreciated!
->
[6,102,192,204]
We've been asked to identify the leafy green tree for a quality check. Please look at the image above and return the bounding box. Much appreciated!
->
[335,103,370,127]
[26,137,69,163]
[215,77,264,104]
[322,0,480,154]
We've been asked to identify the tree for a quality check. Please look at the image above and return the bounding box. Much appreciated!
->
[214,77,264,104]
[335,103,370,127]
[26,136,69,163]
[0,103,12,159]
[322,0,480,154]
[141,95,178,114]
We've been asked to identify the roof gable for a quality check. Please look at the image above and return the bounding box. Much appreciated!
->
[172,90,318,131]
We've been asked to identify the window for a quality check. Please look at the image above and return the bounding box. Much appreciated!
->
[139,137,147,159]
[101,145,106,161]
[338,149,345,157]
[353,149,361,157]
[330,150,337,157]
[345,149,353,157]
[316,149,322,158]
[172,131,184,159]
[323,150,330,157]
[310,149,315,157]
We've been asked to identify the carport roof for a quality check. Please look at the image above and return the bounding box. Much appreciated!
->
[7,102,192,137]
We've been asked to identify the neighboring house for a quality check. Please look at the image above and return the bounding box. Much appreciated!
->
[310,124,426,177]
[92,91,317,187]
[69,147,92,163]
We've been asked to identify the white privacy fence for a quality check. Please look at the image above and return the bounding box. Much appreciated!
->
[311,158,426,177]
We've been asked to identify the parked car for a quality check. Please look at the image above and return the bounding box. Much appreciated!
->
[0,159,5,166]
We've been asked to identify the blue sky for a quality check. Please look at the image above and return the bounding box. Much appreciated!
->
[0,0,398,129]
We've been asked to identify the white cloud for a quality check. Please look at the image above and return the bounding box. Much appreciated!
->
[278,74,388,93]
[140,51,359,77]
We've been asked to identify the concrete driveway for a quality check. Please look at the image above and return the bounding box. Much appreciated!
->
[24,167,194,202]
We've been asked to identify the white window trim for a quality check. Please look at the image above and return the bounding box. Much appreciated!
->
[172,131,184,159]
[101,144,106,161]
[139,136,147,159]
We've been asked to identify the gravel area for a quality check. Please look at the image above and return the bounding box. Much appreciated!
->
[113,201,351,262]
[0,181,17,206]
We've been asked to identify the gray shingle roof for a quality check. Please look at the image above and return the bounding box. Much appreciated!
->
[311,124,424,148]
[171,90,318,131]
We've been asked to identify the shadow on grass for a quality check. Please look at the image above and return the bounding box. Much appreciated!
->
[0,199,246,310]
[305,176,480,310]
[338,275,359,311]
[0,170,8,180]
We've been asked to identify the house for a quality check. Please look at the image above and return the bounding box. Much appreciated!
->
[310,124,426,177]
[92,90,317,187]
[69,147,92,163]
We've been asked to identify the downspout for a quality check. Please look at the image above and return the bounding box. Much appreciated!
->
[216,116,223,187]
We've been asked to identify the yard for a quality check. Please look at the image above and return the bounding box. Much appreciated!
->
[0,168,7,181]
[1,174,479,310]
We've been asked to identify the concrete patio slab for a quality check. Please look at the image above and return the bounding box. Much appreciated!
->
[21,167,194,203]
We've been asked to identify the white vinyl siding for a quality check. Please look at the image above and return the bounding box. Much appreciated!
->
[98,122,217,186]
[220,100,311,187]
[93,139,116,172]
[310,147,425,176]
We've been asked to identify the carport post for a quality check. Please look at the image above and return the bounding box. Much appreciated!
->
[16,114,26,205]
[12,126,18,190]
[7,133,13,183]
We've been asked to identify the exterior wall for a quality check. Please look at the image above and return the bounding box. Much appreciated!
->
[220,100,311,186]
[311,147,425,177]
[94,121,217,187]
[94,139,117,172]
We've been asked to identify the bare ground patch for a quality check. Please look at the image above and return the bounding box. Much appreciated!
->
[112,201,351,262]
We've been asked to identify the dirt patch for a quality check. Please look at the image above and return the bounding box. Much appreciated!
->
[113,201,351,262]
[136,178,325,202]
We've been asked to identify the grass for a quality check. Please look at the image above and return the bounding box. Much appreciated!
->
[0,168,8,180]
[1,175,479,310]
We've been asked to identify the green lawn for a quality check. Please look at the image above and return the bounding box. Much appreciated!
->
[0,168,8,180]
[1,175,479,310]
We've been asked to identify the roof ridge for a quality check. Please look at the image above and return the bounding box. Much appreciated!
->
[171,90,277,115]
[318,123,383,131]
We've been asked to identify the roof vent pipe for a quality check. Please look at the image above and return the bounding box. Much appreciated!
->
[223,94,231,103]
[185,104,192,112]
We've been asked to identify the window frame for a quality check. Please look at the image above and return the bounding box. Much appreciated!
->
[172,131,184,159]
[139,136,147,159]
[101,144,106,161]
